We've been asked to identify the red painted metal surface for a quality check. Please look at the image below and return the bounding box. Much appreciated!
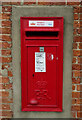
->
[20,17,63,112]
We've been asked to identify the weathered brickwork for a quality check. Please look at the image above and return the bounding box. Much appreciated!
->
[0,0,81,118]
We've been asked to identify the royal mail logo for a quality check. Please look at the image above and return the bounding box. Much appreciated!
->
[30,22,36,25]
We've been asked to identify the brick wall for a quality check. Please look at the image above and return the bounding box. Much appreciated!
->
[0,0,82,118]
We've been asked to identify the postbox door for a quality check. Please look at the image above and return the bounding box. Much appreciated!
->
[27,46,57,108]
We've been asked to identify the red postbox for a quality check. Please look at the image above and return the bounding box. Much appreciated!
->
[20,17,63,112]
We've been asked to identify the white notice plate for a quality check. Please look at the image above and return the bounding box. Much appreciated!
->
[35,52,46,72]
[29,20,54,27]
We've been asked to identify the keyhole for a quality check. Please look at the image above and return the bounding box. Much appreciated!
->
[32,74,34,77]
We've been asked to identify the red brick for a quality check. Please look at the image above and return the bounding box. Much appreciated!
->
[0,98,13,103]
[74,6,80,13]
[71,111,76,118]
[2,83,12,89]
[24,2,36,5]
[2,50,11,56]
[72,99,82,105]
[71,105,80,111]
[0,57,2,63]
[1,35,12,42]
[72,99,81,104]
[72,71,73,77]
[0,104,10,110]
[76,29,79,34]
[81,1,82,5]
[72,99,76,104]
[74,14,79,20]
[77,85,80,91]
[1,111,13,117]
[72,78,80,84]
[80,21,82,27]
[72,85,75,90]
[0,13,11,20]
[2,21,12,27]
[73,29,77,35]
[78,57,82,64]
[80,14,82,20]
[77,28,82,34]
[0,42,2,49]
[77,111,82,118]
[80,99,82,104]
[77,85,82,91]
[38,0,65,5]
[2,2,20,5]
[2,42,12,49]
[0,84,2,89]
[0,91,9,97]
[73,36,82,42]
[73,50,82,56]
[2,6,12,12]
[79,43,82,49]
[67,1,80,5]
[72,64,81,70]
[76,99,81,104]
[1,57,12,63]
[73,42,77,49]
[0,28,11,34]
[80,7,82,13]
[24,0,36,5]
[72,92,80,98]
[2,64,10,70]
[73,21,80,28]
[72,57,76,63]
[81,105,82,111]
[73,71,82,77]
[8,71,13,77]
[73,28,82,35]
[2,77,9,83]
[0,77,9,83]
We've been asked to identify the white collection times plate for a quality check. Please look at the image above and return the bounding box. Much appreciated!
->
[35,52,46,72]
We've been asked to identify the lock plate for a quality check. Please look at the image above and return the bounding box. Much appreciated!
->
[40,47,44,52]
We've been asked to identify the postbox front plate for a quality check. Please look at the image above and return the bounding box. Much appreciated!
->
[21,17,63,112]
